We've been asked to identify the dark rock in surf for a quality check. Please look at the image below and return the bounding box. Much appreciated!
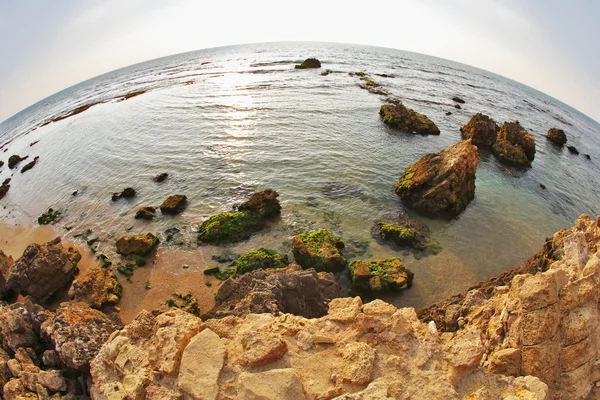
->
[295,58,321,69]
[380,100,440,135]
[492,121,536,168]
[135,206,156,220]
[112,187,136,201]
[460,113,499,148]
[20,156,39,174]
[160,194,188,215]
[546,128,567,146]
[154,172,168,182]
[452,96,465,104]
[8,155,28,170]
[567,145,579,155]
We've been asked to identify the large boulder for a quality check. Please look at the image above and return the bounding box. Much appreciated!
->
[380,100,440,135]
[160,194,187,215]
[349,258,414,292]
[41,301,121,372]
[5,238,81,303]
[395,139,479,218]
[204,263,341,319]
[547,128,567,146]
[0,299,51,355]
[238,189,281,217]
[295,58,321,69]
[493,121,536,167]
[460,113,499,148]
[291,229,347,272]
[68,268,122,308]
[115,232,158,255]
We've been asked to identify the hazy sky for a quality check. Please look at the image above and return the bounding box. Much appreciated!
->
[1,0,599,122]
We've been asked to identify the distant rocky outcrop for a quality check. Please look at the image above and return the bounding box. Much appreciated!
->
[295,58,321,69]
[493,121,536,167]
[452,96,466,104]
[4,238,81,304]
[160,194,187,215]
[291,229,347,272]
[547,128,567,146]
[204,263,341,319]
[380,100,440,135]
[460,113,499,148]
[395,139,479,218]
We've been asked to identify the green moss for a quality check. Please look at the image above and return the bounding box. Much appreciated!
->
[166,298,176,307]
[38,208,62,225]
[355,71,366,77]
[379,223,418,243]
[135,254,147,267]
[292,229,347,272]
[362,77,380,87]
[96,254,113,269]
[197,211,262,244]
[144,280,151,290]
[349,258,413,292]
[395,166,414,191]
[216,268,236,281]
[117,263,137,280]
[234,248,288,275]
[204,266,220,275]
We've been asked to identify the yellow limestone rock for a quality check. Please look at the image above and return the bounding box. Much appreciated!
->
[237,368,306,400]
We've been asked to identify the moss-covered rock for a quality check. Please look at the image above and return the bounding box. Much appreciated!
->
[291,229,347,272]
[212,249,240,263]
[460,113,499,148]
[234,248,288,275]
[547,128,567,146]
[115,232,158,255]
[295,58,321,69]
[238,189,281,217]
[38,208,62,225]
[154,172,168,182]
[349,258,413,292]
[197,211,262,244]
[380,100,440,135]
[493,121,535,167]
[135,206,156,220]
[160,194,187,215]
[373,212,441,255]
[377,223,421,247]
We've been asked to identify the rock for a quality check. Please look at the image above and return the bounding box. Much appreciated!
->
[372,211,433,251]
[197,210,263,244]
[349,258,414,292]
[332,379,393,400]
[567,145,579,155]
[295,58,321,69]
[41,301,121,372]
[154,172,168,182]
[338,342,376,384]
[454,104,462,109]
[205,263,341,319]
[20,156,39,174]
[0,250,13,299]
[160,194,188,215]
[68,268,122,308]
[493,121,536,167]
[327,296,363,323]
[111,187,136,201]
[238,369,306,400]
[547,128,567,145]
[446,111,452,116]
[395,139,479,218]
[584,153,591,160]
[37,208,62,225]
[37,370,67,392]
[0,301,47,354]
[291,229,347,272]
[241,330,287,367]
[134,206,156,220]
[115,232,158,255]
[0,178,10,200]
[380,100,440,135]
[460,113,499,148]
[238,188,281,217]
[178,329,225,400]
[234,248,288,275]
[452,96,465,104]
[8,155,28,169]
[5,238,81,303]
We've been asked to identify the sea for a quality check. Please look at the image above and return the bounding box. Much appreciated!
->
[1,42,599,310]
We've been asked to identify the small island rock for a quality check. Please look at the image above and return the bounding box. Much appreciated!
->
[460,113,499,148]
[547,128,567,146]
[380,100,440,135]
[295,58,321,69]
[8,155,28,169]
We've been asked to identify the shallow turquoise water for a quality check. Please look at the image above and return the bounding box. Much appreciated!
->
[0,42,598,308]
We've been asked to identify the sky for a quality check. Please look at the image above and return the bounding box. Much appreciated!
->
[1,0,599,123]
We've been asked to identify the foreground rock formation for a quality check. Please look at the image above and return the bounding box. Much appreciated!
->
[396,139,479,218]
[419,213,600,399]
[380,100,440,135]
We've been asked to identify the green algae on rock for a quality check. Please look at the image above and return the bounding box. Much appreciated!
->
[234,248,289,275]
[291,229,347,272]
[38,208,62,225]
[349,258,414,292]
[460,113,499,148]
[160,194,187,215]
[115,232,158,255]
[492,121,536,168]
[396,139,479,218]
[379,100,440,135]
[197,211,262,244]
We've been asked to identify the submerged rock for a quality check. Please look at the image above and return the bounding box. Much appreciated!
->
[234,248,288,275]
[546,128,567,145]
[5,238,81,303]
[115,232,158,255]
[321,182,363,199]
[349,258,414,292]
[237,189,281,217]
[291,229,347,272]
[493,121,536,167]
[372,211,439,254]
[396,139,479,218]
[154,172,168,182]
[37,208,62,225]
[205,263,340,319]
[8,155,28,169]
[380,100,440,135]
[452,96,465,104]
[20,156,39,174]
[160,194,187,215]
[135,206,156,220]
[68,268,122,308]
[295,58,321,69]
[460,113,499,148]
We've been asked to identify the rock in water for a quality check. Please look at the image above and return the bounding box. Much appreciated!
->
[492,121,536,167]
[237,189,281,217]
[0,178,10,200]
[135,206,156,220]
[154,172,168,182]
[460,113,499,148]
[160,194,188,215]
[395,139,479,218]
[567,145,579,155]
[380,100,440,135]
[115,232,158,255]
[349,258,414,292]
[5,238,81,303]
[291,229,347,272]
[8,155,28,169]
[546,128,567,145]
[452,96,466,104]
[20,156,39,174]
[233,248,288,275]
[295,58,321,69]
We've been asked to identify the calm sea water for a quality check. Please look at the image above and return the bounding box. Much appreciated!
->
[1,42,599,309]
